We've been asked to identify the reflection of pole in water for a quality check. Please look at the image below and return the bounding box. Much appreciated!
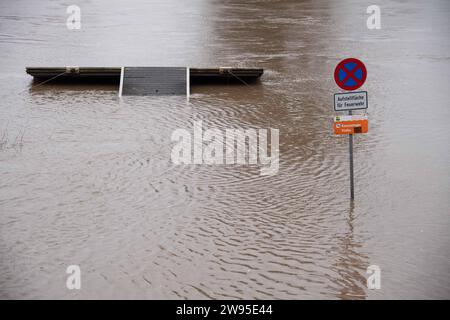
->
[332,202,368,299]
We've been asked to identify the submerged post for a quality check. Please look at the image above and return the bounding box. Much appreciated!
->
[186,67,190,102]
[118,66,124,97]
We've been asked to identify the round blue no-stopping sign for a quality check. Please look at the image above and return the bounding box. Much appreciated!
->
[334,58,367,91]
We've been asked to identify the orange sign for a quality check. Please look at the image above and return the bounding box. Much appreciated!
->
[333,115,368,134]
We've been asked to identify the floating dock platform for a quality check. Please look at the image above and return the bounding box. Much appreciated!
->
[26,66,263,96]
[26,67,263,83]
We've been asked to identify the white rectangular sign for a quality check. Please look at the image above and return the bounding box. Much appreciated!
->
[334,114,368,122]
[334,91,368,111]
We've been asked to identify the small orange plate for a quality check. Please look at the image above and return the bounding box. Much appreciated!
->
[333,119,368,134]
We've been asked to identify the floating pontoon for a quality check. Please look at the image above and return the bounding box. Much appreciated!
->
[26,67,263,82]
[26,66,263,96]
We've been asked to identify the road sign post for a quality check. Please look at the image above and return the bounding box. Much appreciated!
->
[348,110,354,200]
[333,58,368,200]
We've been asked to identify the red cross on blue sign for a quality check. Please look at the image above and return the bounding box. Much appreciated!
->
[334,58,367,91]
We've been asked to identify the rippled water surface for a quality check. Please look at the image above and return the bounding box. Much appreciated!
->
[0,0,449,299]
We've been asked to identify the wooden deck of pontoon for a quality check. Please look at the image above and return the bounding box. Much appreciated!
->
[25,67,263,83]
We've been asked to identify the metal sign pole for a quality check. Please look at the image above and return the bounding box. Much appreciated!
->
[333,58,368,200]
[348,110,355,200]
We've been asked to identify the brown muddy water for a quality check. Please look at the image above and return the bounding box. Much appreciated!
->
[0,0,449,299]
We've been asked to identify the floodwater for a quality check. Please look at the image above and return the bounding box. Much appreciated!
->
[0,0,449,299]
